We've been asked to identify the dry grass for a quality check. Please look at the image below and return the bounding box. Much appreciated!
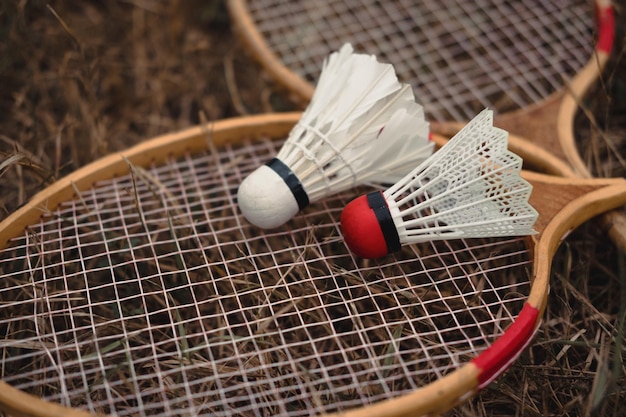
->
[1,1,625,416]
[0,0,293,218]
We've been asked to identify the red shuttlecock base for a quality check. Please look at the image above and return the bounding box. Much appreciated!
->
[340,191,400,259]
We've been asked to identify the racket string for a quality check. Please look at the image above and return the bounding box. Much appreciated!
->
[244,0,594,121]
[0,139,531,416]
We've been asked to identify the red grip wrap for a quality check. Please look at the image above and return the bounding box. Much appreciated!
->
[596,3,615,54]
[472,303,540,388]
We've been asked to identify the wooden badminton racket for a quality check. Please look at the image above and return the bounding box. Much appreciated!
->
[226,0,624,248]
[1,113,626,417]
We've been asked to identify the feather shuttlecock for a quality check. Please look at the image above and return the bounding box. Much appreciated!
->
[237,43,433,229]
[341,109,539,259]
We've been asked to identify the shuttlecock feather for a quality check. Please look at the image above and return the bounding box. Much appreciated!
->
[341,109,538,259]
[237,43,433,229]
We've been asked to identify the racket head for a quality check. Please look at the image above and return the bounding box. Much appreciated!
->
[228,0,615,175]
[1,113,626,417]
[228,0,613,120]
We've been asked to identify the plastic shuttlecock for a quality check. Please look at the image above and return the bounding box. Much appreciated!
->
[341,109,539,259]
[237,43,433,229]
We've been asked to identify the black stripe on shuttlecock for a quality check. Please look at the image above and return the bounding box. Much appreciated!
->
[366,191,401,253]
[266,158,310,210]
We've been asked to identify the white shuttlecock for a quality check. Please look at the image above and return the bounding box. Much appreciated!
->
[237,43,433,229]
[341,109,539,259]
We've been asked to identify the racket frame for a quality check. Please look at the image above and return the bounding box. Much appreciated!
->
[2,113,626,417]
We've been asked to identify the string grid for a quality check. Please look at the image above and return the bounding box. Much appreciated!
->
[0,138,531,416]
[245,0,593,121]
